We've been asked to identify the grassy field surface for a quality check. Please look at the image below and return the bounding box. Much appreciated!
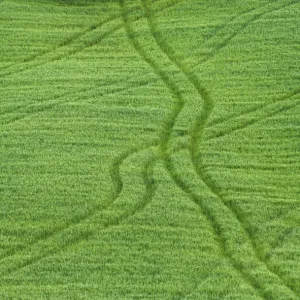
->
[0,0,300,299]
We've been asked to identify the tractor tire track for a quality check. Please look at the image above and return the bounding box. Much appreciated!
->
[193,0,299,67]
[164,154,264,300]
[142,0,262,296]
[192,151,299,299]
[141,0,299,297]
[156,3,299,295]
[120,0,185,155]
[191,8,300,291]
[0,18,124,79]
[5,14,118,68]
[190,30,300,300]
[0,74,160,128]
[165,151,298,300]
[0,147,157,277]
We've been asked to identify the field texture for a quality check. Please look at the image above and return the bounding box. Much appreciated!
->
[1,0,300,299]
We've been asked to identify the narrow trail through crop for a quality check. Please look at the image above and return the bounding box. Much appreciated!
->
[0,17,123,78]
[120,0,185,155]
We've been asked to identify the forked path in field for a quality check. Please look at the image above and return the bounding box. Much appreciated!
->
[123,0,260,297]
[136,0,298,298]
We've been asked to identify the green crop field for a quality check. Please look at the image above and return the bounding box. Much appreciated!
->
[0,0,299,299]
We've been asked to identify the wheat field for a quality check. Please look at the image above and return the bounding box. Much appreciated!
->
[0,0,300,299]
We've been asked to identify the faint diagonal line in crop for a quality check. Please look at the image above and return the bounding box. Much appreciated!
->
[0,17,121,78]
[0,20,124,79]
[3,15,118,69]
[192,0,299,68]
[207,89,300,128]
[204,92,300,141]
[0,75,160,128]
[202,4,265,44]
